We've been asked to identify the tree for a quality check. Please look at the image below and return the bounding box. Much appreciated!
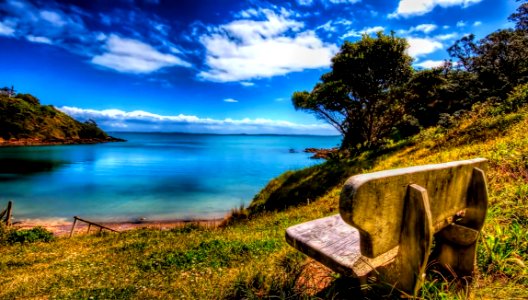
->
[509,1,528,31]
[448,2,528,101]
[403,67,479,129]
[292,32,413,150]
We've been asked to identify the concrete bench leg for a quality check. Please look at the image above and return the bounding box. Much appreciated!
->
[433,167,488,278]
[379,184,434,296]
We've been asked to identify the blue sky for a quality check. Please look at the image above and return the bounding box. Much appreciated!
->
[0,0,519,134]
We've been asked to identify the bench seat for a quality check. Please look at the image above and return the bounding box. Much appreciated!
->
[286,214,398,277]
[285,158,489,295]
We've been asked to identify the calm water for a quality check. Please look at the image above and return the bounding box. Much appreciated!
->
[0,133,340,222]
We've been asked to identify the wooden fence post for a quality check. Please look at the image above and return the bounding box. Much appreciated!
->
[70,217,78,238]
[6,201,12,226]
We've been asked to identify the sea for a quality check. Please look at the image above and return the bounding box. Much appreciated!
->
[0,133,341,222]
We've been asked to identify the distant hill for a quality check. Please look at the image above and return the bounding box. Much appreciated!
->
[0,93,123,146]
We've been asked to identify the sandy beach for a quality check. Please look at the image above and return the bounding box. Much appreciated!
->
[13,217,225,237]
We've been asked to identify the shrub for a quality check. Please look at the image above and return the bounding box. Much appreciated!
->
[0,223,9,245]
[438,110,466,129]
[7,226,54,244]
[16,93,40,106]
[504,83,528,112]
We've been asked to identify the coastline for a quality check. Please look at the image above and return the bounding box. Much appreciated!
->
[13,216,225,236]
[304,147,339,159]
[0,136,126,147]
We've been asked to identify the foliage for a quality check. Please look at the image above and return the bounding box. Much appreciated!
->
[15,93,40,106]
[502,82,528,113]
[294,2,527,152]
[0,223,8,245]
[509,1,528,31]
[1,226,54,245]
[0,93,110,141]
[79,119,108,139]
[403,68,478,131]
[221,205,250,227]
[448,4,528,101]
[293,32,413,150]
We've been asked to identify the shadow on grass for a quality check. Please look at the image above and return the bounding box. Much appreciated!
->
[222,253,402,300]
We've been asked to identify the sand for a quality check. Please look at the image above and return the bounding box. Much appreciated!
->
[12,217,225,237]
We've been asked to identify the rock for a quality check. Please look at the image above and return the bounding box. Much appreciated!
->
[304,147,340,159]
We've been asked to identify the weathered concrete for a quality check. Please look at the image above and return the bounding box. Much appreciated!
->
[286,158,488,295]
[340,158,487,258]
[285,214,399,277]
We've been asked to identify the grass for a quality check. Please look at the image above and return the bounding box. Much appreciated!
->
[1,105,527,299]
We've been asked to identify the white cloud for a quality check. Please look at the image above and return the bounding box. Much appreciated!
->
[342,26,384,38]
[239,8,260,18]
[415,59,445,68]
[317,21,337,32]
[58,106,337,135]
[297,0,360,5]
[91,34,191,74]
[413,24,438,34]
[198,8,338,82]
[317,19,353,33]
[456,20,466,27]
[473,21,482,26]
[39,10,66,27]
[1,0,195,76]
[389,0,483,18]
[26,35,53,44]
[240,81,255,87]
[399,23,438,35]
[297,0,314,5]
[435,32,458,40]
[406,37,443,58]
[224,98,238,103]
[0,21,15,36]
[327,0,361,3]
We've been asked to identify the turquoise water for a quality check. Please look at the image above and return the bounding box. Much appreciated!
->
[0,133,340,222]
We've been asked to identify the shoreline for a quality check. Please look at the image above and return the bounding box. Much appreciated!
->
[13,216,226,236]
[0,137,126,147]
[304,147,339,159]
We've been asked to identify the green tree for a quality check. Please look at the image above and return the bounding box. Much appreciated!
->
[292,32,413,150]
[509,1,528,31]
[403,66,479,129]
[448,2,528,101]
[79,119,108,139]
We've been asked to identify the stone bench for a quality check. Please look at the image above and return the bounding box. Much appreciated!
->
[286,158,488,295]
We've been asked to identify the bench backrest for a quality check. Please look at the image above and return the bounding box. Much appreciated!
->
[340,158,488,258]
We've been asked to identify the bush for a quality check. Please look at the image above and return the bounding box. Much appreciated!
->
[79,119,108,139]
[16,93,40,106]
[6,226,54,244]
[0,223,9,245]
[438,110,466,129]
[504,83,528,112]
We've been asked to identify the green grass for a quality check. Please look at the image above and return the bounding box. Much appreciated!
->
[1,105,527,299]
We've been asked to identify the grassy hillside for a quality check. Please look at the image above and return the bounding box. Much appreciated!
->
[1,104,527,299]
[0,93,113,142]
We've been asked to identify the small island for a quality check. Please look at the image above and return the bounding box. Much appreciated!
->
[0,89,124,147]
